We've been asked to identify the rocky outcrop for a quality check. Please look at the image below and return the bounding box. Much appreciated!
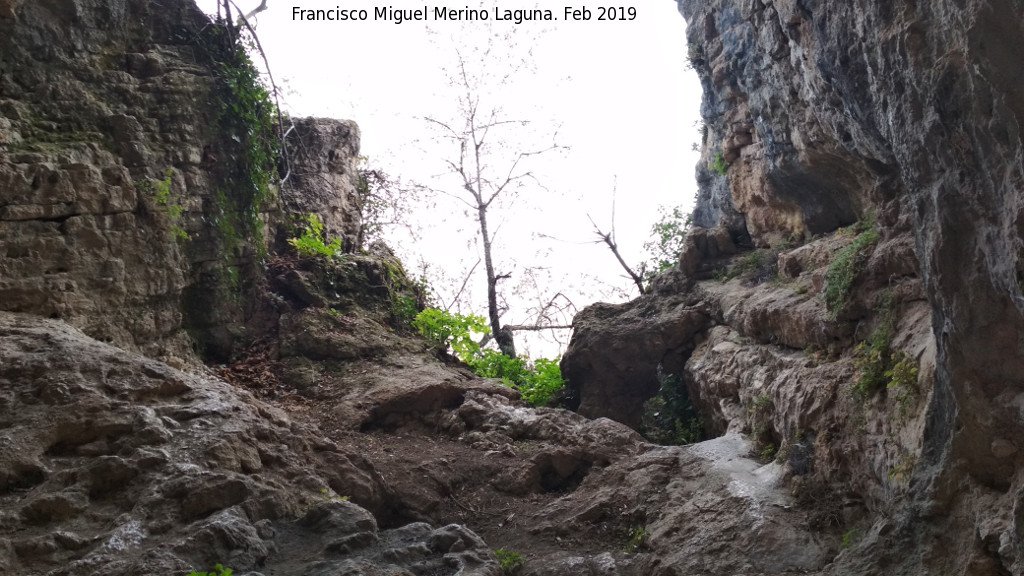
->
[562,0,1024,574]
[0,312,501,576]
[560,285,710,428]
[0,0,363,363]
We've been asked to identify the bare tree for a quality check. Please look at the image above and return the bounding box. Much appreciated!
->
[423,47,561,358]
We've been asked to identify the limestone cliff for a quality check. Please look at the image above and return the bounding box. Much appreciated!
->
[564,0,1024,574]
[4,0,1024,575]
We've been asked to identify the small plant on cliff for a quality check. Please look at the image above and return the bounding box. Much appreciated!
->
[623,527,649,553]
[711,152,730,175]
[495,548,524,574]
[824,221,879,319]
[686,41,706,69]
[188,564,233,576]
[288,214,343,259]
[851,296,920,405]
[887,351,920,418]
[852,308,895,398]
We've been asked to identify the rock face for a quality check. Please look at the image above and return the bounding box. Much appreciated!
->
[562,0,1024,574]
[0,0,362,362]
[0,312,501,576]
[4,0,1024,574]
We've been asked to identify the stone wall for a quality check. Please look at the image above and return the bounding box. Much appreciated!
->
[0,0,363,362]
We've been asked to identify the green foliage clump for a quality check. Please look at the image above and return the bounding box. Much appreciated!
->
[824,222,880,319]
[623,527,649,553]
[852,314,894,398]
[711,152,729,175]
[412,309,566,407]
[641,368,703,445]
[412,308,489,359]
[288,214,343,258]
[641,205,692,284]
[749,392,772,413]
[188,564,233,576]
[841,529,860,549]
[887,351,920,418]
[215,33,277,229]
[852,299,920,404]
[495,548,524,574]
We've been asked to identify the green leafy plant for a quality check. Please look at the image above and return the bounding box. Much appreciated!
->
[887,351,920,417]
[824,222,879,319]
[288,213,343,258]
[392,294,420,327]
[623,527,649,553]
[760,442,777,462]
[641,367,703,445]
[711,152,729,175]
[841,529,860,549]
[851,296,920,407]
[495,548,524,574]
[412,309,565,407]
[641,205,692,284]
[413,308,489,359]
[852,312,894,398]
[188,564,233,576]
[749,392,772,413]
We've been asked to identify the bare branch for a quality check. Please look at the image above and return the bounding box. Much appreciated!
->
[588,213,647,295]
[445,259,481,312]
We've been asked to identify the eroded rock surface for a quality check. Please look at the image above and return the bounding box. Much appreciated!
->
[0,312,501,576]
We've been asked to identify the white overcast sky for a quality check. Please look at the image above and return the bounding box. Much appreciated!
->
[194,0,703,356]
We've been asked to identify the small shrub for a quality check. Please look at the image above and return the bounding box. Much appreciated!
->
[841,529,860,549]
[749,392,772,413]
[711,152,729,175]
[495,548,524,574]
[391,295,420,328]
[687,42,705,68]
[623,527,649,553]
[824,223,879,319]
[760,442,777,462]
[519,357,566,407]
[288,213,343,258]
[852,319,893,398]
[887,351,920,418]
[413,309,566,407]
[641,367,703,445]
[188,564,233,576]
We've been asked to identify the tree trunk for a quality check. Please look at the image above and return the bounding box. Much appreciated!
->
[478,205,516,357]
